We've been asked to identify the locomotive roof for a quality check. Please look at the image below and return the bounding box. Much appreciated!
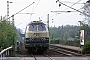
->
[28,21,46,25]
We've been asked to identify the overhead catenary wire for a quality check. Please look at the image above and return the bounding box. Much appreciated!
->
[49,0,83,23]
[30,0,40,21]
[35,0,83,21]
[33,1,57,21]
[40,3,57,19]
[43,0,83,17]
[49,0,87,25]
[63,0,82,10]
[52,0,82,13]
[56,0,90,17]
[32,0,40,13]
[8,2,35,19]
[61,1,84,4]
[41,0,83,21]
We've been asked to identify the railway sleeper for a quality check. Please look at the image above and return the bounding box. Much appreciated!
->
[57,49,82,56]
[50,49,73,56]
[50,48,82,56]
[50,45,82,56]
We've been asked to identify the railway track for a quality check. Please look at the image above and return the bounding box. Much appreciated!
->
[18,43,65,57]
[49,45,82,57]
[44,54,54,60]
[31,53,54,60]
[18,43,83,57]
[18,50,54,60]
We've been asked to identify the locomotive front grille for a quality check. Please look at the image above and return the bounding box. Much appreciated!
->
[25,38,49,43]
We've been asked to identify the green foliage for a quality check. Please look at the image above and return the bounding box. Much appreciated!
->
[50,37,60,44]
[49,25,79,41]
[0,18,17,49]
[82,40,90,54]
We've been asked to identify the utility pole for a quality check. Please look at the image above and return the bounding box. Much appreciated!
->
[12,15,14,45]
[11,15,15,56]
[47,14,49,30]
[7,1,13,21]
[7,1,9,21]
[62,25,63,45]
[39,17,41,21]
[12,15,14,26]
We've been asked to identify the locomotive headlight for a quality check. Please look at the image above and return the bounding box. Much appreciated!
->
[30,38,34,41]
[25,38,34,41]
[41,38,46,40]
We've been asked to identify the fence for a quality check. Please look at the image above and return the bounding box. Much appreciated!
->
[0,45,14,60]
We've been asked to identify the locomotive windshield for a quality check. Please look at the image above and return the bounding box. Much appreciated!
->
[38,25,46,31]
[29,25,46,31]
[29,25,37,31]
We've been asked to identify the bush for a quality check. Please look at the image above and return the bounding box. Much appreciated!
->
[82,41,90,54]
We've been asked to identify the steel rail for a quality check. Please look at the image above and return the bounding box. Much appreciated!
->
[49,45,82,56]
[31,54,37,60]
[44,54,54,60]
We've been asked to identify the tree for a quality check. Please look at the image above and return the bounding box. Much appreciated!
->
[49,25,79,41]
[82,40,90,54]
[0,17,18,49]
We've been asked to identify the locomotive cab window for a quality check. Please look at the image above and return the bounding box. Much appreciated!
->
[38,25,46,31]
[29,25,37,31]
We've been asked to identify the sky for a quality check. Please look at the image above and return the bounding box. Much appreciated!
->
[0,0,88,32]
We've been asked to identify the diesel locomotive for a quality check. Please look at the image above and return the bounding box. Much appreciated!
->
[24,21,49,52]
